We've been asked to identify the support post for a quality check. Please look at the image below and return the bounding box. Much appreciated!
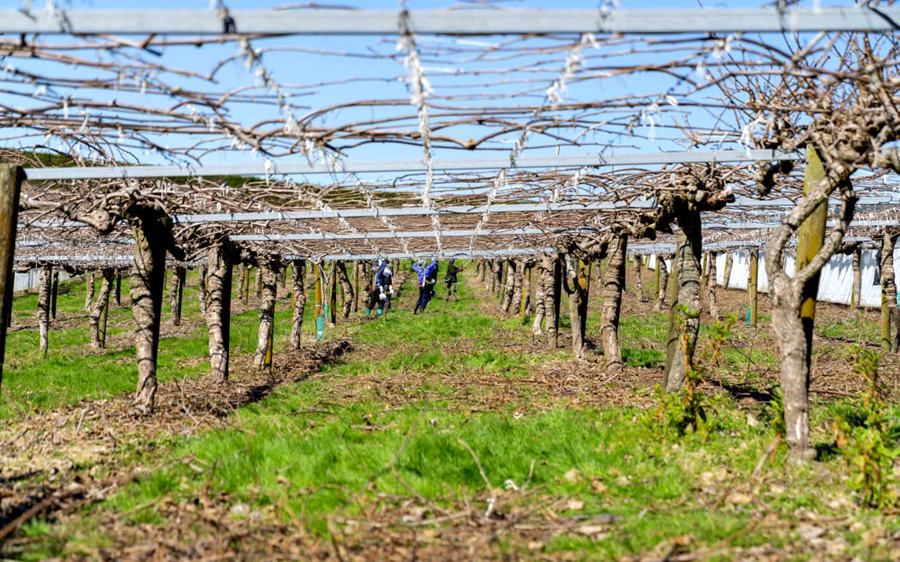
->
[749,248,759,327]
[850,247,861,311]
[0,164,22,388]
[114,270,122,306]
[51,270,59,319]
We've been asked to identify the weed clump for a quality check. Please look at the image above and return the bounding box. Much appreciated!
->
[832,345,898,508]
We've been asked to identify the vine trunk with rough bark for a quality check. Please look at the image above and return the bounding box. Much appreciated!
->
[290,260,307,351]
[253,258,279,370]
[564,255,589,361]
[653,257,668,312]
[37,265,52,357]
[205,238,233,382]
[89,268,114,348]
[130,211,169,415]
[198,263,208,315]
[707,252,719,319]
[633,256,646,302]
[336,261,354,320]
[664,206,703,394]
[84,270,95,311]
[850,248,861,310]
[600,235,627,372]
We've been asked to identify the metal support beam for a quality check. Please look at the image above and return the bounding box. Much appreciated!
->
[23,149,798,181]
[0,7,896,35]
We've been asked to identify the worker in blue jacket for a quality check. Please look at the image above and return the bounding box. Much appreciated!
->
[412,258,439,314]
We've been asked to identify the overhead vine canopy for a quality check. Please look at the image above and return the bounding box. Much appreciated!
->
[2,0,898,263]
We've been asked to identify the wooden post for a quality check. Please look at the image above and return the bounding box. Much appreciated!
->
[242,265,251,304]
[51,270,59,319]
[114,270,122,306]
[795,146,827,329]
[315,264,325,341]
[749,248,759,327]
[722,253,733,289]
[0,165,22,388]
[850,247,861,311]
[353,261,360,313]
[329,263,338,326]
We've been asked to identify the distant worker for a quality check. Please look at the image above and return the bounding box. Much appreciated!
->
[366,259,393,317]
[444,258,464,301]
[412,258,439,314]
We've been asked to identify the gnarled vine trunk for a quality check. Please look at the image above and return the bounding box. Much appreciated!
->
[532,262,548,336]
[38,265,52,357]
[600,235,627,372]
[169,264,186,326]
[130,210,169,415]
[633,255,646,302]
[253,258,279,370]
[84,270,95,311]
[89,268,114,348]
[336,260,354,320]
[564,255,589,361]
[206,238,233,382]
[510,260,525,317]
[850,248,861,310]
[198,263,208,315]
[707,252,719,319]
[500,260,517,313]
[653,257,668,312]
[290,259,307,351]
[664,206,702,393]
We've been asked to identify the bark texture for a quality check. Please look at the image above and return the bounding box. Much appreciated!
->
[290,260,307,351]
[653,257,669,312]
[531,262,548,336]
[198,263,208,315]
[336,261,354,320]
[500,260,517,313]
[707,252,719,319]
[664,208,702,393]
[38,265,52,357]
[253,258,279,370]
[84,271,95,311]
[600,235,627,372]
[850,248,861,310]
[89,268,114,348]
[722,253,733,289]
[633,256,646,302]
[564,255,589,361]
[130,211,169,415]
[169,264,186,326]
[205,239,233,382]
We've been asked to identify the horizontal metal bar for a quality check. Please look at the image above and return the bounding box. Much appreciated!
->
[0,7,896,35]
[230,226,599,242]
[23,149,798,181]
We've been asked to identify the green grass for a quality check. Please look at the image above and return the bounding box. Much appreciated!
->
[0,269,322,418]
[10,267,900,561]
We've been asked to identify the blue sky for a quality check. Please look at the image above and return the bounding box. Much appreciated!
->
[0,0,866,177]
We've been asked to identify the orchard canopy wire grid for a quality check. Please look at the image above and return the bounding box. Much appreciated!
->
[0,0,898,461]
[0,0,896,263]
